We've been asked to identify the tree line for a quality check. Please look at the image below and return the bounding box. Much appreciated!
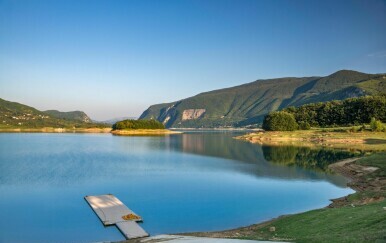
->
[112,119,165,130]
[262,145,358,171]
[263,95,386,131]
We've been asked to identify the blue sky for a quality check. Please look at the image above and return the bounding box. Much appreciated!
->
[1,0,385,120]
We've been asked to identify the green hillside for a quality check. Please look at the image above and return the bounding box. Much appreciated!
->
[0,98,106,129]
[282,95,386,128]
[139,70,386,128]
[44,110,91,123]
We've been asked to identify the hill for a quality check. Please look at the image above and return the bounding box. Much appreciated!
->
[139,70,386,128]
[0,98,106,129]
[96,117,138,125]
[44,110,91,123]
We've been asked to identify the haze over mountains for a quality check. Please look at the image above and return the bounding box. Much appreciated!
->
[98,117,138,125]
[140,70,386,128]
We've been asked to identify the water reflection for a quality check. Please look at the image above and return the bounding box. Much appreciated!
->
[0,132,356,243]
[0,132,356,188]
[262,145,360,171]
[149,132,357,186]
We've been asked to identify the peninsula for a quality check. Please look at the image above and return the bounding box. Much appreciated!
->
[111,119,181,135]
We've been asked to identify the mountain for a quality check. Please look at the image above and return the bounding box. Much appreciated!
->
[44,110,91,123]
[95,117,138,125]
[0,98,106,129]
[140,70,386,128]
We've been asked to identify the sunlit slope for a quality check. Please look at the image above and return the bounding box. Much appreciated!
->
[0,98,103,128]
[140,70,386,128]
[44,110,91,123]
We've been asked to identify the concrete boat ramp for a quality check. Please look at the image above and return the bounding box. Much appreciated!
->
[121,235,283,243]
[85,194,149,239]
[86,194,282,243]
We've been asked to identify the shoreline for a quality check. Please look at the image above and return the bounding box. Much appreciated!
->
[0,127,112,133]
[181,154,385,240]
[169,128,262,131]
[111,129,182,135]
[0,128,182,135]
[235,130,386,150]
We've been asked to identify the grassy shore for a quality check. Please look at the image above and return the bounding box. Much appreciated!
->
[185,152,386,242]
[236,128,386,150]
[111,129,182,136]
[0,127,182,136]
[0,127,112,133]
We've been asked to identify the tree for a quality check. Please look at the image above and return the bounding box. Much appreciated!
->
[283,95,386,127]
[298,121,311,130]
[370,118,384,132]
[262,111,298,131]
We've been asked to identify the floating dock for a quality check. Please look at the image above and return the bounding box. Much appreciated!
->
[85,194,149,239]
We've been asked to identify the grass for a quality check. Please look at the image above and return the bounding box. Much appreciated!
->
[356,152,386,179]
[242,200,386,243]
[356,78,386,95]
[237,152,386,242]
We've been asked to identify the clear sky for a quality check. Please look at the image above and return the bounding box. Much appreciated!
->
[1,0,386,120]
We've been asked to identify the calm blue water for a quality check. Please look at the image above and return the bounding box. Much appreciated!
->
[0,132,354,243]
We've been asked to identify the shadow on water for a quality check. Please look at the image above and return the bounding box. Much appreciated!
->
[365,138,386,144]
[0,132,359,188]
[148,131,360,187]
[262,145,359,171]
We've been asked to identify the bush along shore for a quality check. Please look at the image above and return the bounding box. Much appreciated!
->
[236,128,386,151]
[243,94,386,150]
[262,95,386,132]
[111,119,181,135]
[183,152,386,242]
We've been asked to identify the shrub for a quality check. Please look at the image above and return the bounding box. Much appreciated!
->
[262,111,298,131]
[350,126,364,133]
[298,121,311,130]
[370,118,384,132]
[350,126,358,133]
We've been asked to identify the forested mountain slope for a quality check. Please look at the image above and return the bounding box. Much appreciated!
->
[0,98,103,128]
[44,110,91,123]
[140,70,386,128]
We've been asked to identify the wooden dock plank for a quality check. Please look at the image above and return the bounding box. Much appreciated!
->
[85,194,148,239]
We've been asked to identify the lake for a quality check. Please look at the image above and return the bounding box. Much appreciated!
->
[0,132,354,243]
